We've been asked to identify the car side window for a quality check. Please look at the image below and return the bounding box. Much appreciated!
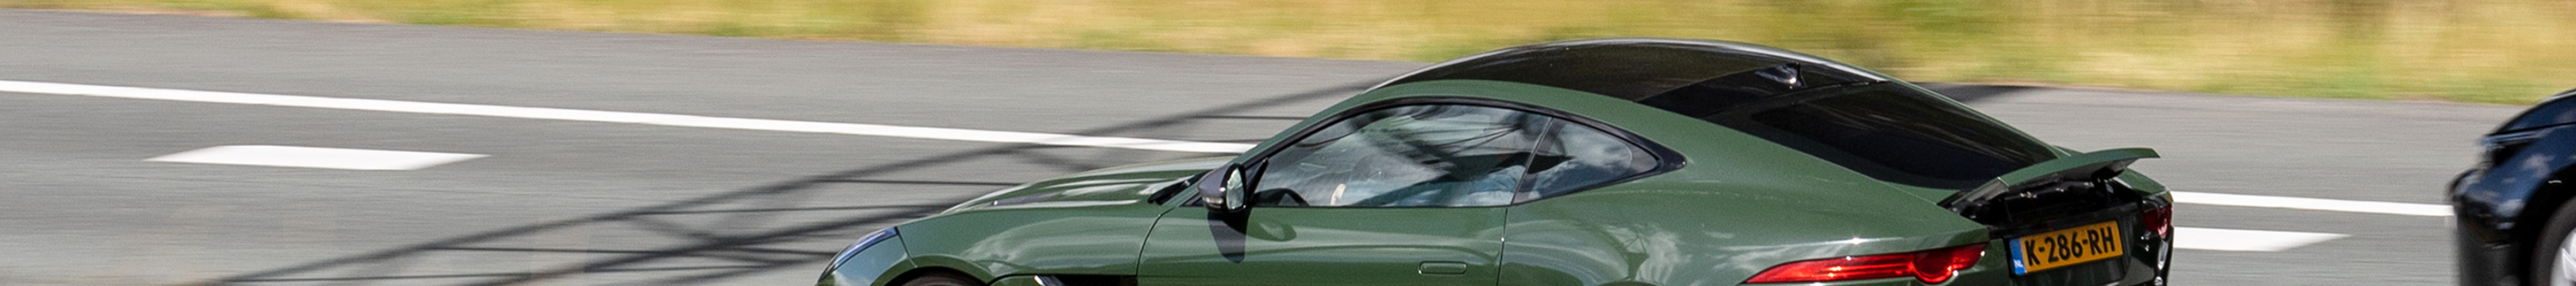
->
[1252,105,1549,207]
[1520,119,1660,202]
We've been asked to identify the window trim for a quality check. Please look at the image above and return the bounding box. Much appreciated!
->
[1237,97,1684,208]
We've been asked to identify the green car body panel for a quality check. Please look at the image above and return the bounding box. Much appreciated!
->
[860,158,1229,284]
[822,38,2169,286]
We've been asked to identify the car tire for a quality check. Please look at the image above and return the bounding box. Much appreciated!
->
[2530,197,2576,286]
[900,272,983,286]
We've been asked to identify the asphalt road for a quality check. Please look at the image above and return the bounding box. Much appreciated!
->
[0,9,2522,286]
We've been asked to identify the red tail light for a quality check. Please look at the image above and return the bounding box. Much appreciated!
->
[2141,205,2173,238]
[1746,253,1911,283]
[1745,243,1986,284]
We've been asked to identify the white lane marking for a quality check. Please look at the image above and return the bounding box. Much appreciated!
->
[147,145,487,171]
[2173,191,2451,216]
[0,80,1254,154]
[2174,227,2348,251]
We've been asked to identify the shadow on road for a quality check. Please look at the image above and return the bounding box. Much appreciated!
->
[192,82,1371,286]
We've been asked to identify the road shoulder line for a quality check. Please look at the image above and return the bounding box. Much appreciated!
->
[2174,191,2450,216]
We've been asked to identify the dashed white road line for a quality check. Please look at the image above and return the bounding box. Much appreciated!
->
[148,145,487,171]
[2173,191,2451,216]
[0,80,1252,154]
[2174,227,2350,251]
[0,79,2457,222]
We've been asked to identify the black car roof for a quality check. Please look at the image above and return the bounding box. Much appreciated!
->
[1372,38,1894,105]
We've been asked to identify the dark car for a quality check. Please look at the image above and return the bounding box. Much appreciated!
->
[2455,89,2576,286]
[821,38,2174,286]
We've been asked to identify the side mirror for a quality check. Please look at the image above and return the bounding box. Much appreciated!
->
[1196,164,1250,214]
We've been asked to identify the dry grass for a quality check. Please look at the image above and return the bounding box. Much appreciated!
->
[8,0,2573,104]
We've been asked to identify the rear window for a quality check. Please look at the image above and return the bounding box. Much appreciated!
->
[1696,83,2056,189]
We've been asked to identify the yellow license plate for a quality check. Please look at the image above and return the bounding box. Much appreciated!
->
[2008,221,2124,274]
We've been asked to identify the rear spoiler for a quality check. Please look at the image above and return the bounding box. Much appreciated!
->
[1941,147,2160,211]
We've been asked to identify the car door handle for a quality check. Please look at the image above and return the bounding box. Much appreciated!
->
[1418,261,1469,275]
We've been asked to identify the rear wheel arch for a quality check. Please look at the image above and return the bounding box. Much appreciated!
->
[888,267,984,286]
[888,255,996,285]
[1500,188,1986,286]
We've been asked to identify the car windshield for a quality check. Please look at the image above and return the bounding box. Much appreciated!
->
[2501,94,2576,133]
[1693,83,2057,189]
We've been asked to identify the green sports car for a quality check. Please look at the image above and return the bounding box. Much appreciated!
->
[819,38,2173,286]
